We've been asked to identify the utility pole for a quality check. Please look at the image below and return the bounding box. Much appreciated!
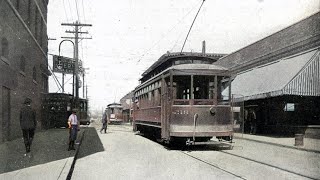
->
[61,21,92,109]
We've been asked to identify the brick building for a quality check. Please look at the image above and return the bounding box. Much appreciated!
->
[216,12,320,137]
[120,91,134,123]
[0,0,50,142]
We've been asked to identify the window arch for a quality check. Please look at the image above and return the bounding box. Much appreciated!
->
[33,66,37,81]
[20,56,26,72]
[1,38,9,58]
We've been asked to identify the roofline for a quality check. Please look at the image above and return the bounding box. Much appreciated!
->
[220,11,320,61]
[142,52,227,77]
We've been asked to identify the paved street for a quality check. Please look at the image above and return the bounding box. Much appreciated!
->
[0,122,319,179]
[71,122,320,180]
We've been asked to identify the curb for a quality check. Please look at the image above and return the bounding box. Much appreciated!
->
[66,128,86,180]
[234,136,320,154]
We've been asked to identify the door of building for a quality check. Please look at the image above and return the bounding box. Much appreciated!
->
[2,86,11,142]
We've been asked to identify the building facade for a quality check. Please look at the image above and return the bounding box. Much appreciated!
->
[120,91,134,123]
[0,0,50,142]
[216,12,320,137]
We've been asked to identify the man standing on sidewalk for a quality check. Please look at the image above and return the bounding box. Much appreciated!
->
[68,109,80,151]
[20,98,37,155]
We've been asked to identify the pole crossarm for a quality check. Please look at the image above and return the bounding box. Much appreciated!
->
[61,37,92,39]
[60,21,92,109]
[61,23,92,26]
[65,30,88,34]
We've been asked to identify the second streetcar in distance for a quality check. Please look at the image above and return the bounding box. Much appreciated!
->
[133,52,233,145]
[106,103,124,124]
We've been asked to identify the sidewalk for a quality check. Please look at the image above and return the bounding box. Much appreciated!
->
[0,126,105,180]
[0,128,84,179]
[234,133,320,153]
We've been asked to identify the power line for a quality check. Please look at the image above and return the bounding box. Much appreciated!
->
[67,0,74,21]
[81,0,86,23]
[74,0,80,21]
[62,0,70,22]
[55,76,73,93]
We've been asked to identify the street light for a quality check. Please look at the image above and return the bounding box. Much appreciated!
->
[58,40,75,93]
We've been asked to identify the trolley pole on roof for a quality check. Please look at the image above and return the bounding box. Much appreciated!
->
[61,21,92,109]
[180,0,205,53]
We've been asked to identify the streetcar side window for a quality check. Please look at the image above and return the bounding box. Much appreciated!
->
[217,76,230,103]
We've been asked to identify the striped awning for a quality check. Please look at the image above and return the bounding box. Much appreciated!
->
[230,49,320,101]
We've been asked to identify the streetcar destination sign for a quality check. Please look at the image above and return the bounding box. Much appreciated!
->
[52,55,83,74]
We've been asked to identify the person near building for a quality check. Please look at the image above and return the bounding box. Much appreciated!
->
[100,111,108,134]
[249,109,257,134]
[20,98,37,155]
[68,109,80,151]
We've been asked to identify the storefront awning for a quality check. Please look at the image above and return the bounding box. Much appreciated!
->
[230,49,320,101]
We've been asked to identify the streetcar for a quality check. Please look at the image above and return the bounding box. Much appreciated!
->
[133,52,233,145]
[106,103,124,124]
[42,93,89,128]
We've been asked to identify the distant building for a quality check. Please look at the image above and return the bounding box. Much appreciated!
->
[0,0,50,142]
[216,12,320,137]
[120,91,134,122]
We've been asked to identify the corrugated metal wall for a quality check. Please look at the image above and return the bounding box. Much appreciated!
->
[284,50,320,96]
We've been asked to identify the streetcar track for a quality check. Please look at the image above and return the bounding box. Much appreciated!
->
[220,151,319,180]
[180,145,319,180]
[181,151,246,180]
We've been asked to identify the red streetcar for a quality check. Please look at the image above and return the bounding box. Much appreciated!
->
[133,52,233,145]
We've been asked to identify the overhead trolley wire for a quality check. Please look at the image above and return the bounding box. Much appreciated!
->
[136,0,201,63]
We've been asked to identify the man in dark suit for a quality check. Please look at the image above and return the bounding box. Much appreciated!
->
[20,98,37,154]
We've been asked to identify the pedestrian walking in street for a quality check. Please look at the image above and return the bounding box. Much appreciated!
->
[68,109,80,151]
[20,98,37,155]
[100,111,107,134]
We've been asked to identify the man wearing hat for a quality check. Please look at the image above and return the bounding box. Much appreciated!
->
[67,109,80,151]
[20,98,37,154]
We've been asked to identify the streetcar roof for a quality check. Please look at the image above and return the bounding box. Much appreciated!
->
[169,63,228,71]
[135,63,229,91]
[107,103,123,108]
[141,52,226,77]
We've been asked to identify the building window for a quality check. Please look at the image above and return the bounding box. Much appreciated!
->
[20,56,26,72]
[284,103,295,112]
[27,0,31,27]
[16,0,20,11]
[35,9,38,40]
[40,20,43,47]
[33,66,37,81]
[42,75,48,92]
[1,38,9,58]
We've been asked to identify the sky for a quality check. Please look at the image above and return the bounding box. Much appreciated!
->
[47,0,320,111]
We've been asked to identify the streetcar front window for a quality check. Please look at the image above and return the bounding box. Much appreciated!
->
[173,75,191,100]
[193,75,214,99]
[172,75,230,105]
